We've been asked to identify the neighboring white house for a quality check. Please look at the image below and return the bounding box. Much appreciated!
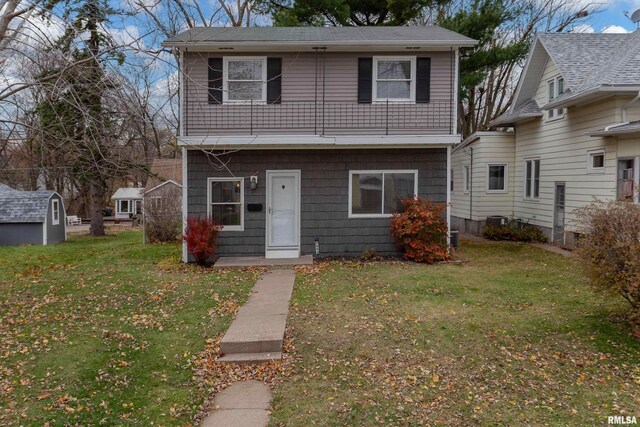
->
[451,30,640,246]
[111,187,144,219]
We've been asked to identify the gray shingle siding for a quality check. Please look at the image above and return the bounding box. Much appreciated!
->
[0,223,44,245]
[187,148,446,257]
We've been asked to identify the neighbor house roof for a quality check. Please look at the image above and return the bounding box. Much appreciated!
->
[111,187,144,200]
[494,29,640,127]
[162,26,478,50]
[489,99,542,127]
[0,184,57,223]
[589,120,640,137]
[144,158,182,192]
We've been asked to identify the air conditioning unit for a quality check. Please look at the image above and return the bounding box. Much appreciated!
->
[486,216,509,227]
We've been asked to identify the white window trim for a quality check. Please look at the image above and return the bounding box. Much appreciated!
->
[222,56,267,104]
[348,169,418,218]
[486,163,508,193]
[207,177,244,231]
[372,56,416,103]
[524,158,540,201]
[52,199,60,225]
[546,76,565,121]
[463,165,470,194]
[117,200,130,214]
[587,149,605,174]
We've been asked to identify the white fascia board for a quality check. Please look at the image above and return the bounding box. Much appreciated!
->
[163,40,478,51]
[544,85,640,109]
[178,134,462,148]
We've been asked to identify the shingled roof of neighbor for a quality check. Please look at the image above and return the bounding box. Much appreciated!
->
[163,26,477,47]
[0,184,56,223]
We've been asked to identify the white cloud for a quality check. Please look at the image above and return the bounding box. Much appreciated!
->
[601,24,630,33]
[571,24,596,33]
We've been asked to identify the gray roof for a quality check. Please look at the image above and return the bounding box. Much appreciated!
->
[111,187,144,200]
[490,99,542,127]
[163,26,477,47]
[589,120,640,136]
[0,184,56,223]
[538,30,640,98]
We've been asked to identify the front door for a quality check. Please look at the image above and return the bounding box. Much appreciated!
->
[553,183,565,245]
[266,170,300,258]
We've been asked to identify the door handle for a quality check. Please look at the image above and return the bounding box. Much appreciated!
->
[268,206,272,214]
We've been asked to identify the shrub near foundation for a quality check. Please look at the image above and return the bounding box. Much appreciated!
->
[183,217,222,265]
[575,200,640,325]
[390,197,450,264]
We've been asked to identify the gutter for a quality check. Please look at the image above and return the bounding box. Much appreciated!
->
[161,40,478,49]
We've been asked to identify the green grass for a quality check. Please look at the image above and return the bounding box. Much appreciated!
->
[271,242,640,426]
[0,231,257,425]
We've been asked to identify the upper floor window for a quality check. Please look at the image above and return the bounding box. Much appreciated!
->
[547,76,564,119]
[223,57,266,103]
[373,57,416,102]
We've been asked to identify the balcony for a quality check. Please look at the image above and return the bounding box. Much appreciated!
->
[184,100,453,136]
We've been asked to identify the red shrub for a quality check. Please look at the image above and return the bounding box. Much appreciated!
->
[390,197,450,264]
[183,217,222,265]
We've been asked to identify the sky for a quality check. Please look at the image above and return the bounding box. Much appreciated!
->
[581,0,640,33]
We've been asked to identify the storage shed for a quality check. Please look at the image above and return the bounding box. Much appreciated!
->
[0,184,67,246]
[111,187,144,219]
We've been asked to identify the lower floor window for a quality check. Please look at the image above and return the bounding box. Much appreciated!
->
[525,159,540,199]
[487,164,507,192]
[118,200,129,213]
[208,177,244,230]
[349,170,418,217]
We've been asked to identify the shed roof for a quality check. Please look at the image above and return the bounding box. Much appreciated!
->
[0,184,56,223]
[111,187,144,200]
[163,26,477,49]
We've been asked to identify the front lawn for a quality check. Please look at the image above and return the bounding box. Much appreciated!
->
[272,242,640,426]
[0,231,258,425]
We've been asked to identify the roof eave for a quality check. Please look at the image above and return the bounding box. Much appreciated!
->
[161,39,478,50]
[489,112,542,128]
[544,85,640,109]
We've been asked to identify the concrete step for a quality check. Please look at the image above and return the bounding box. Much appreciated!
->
[218,351,283,364]
[220,314,286,354]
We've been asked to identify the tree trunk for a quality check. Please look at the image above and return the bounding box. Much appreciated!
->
[90,181,105,236]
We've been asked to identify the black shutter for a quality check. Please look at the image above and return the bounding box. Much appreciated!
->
[358,58,373,104]
[208,57,223,104]
[267,58,282,104]
[416,57,431,103]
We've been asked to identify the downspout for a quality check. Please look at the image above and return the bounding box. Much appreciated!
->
[469,147,473,223]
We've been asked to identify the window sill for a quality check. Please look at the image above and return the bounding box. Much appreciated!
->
[487,189,508,194]
[348,213,393,219]
[373,99,414,104]
[221,101,267,105]
[546,114,564,122]
[220,226,244,232]
[523,197,540,202]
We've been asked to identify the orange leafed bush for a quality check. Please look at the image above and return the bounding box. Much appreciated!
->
[390,197,450,264]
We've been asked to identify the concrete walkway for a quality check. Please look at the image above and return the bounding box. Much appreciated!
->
[215,255,313,268]
[219,269,295,363]
[201,380,272,427]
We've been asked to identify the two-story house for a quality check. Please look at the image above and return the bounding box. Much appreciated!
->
[451,30,640,245]
[162,26,476,261]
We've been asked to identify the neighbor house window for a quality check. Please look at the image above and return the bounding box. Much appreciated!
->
[208,177,244,230]
[463,165,470,193]
[617,158,636,201]
[349,170,418,217]
[373,57,415,102]
[487,164,507,192]
[587,149,605,173]
[547,76,564,119]
[525,159,540,199]
[119,200,130,213]
[223,57,266,103]
[450,169,454,193]
[52,199,60,225]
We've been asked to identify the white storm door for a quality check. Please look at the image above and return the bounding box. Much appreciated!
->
[266,170,300,257]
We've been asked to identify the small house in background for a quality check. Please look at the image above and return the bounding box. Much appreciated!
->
[111,187,144,219]
[143,159,183,243]
[0,183,67,246]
